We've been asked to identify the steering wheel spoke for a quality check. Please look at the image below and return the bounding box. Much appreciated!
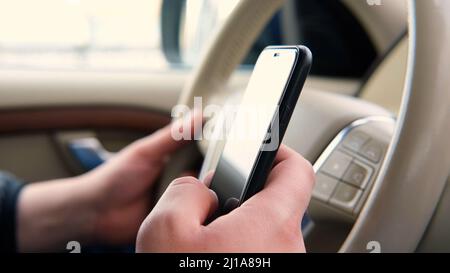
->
[310,117,395,223]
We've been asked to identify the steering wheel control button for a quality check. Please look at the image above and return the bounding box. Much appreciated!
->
[360,140,384,163]
[330,183,363,213]
[321,151,352,179]
[343,130,371,152]
[342,162,372,189]
[313,173,339,201]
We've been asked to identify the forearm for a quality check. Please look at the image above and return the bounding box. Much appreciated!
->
[17,177,98,252]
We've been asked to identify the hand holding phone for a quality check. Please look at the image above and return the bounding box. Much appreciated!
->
[137,144,315,252]
[200,45,312,215]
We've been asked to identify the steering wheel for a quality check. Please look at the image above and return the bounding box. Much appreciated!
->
[159,0,450,252]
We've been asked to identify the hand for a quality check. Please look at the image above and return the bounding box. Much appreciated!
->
[83,113,201,245]
[17,113,201,251]
[136,145,315,253]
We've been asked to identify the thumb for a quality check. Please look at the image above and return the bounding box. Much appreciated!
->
[129,111,203,159]
[150,176,218,228]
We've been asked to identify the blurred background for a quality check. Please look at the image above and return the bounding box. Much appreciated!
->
[0,0,406,78]
[0,0,408,183]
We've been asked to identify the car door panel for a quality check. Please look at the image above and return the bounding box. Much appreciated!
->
[0,69,181,182]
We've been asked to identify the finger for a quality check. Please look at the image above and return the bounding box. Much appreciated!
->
[151,176,218,228]
[243,145,315,219]
[132,111,203,158]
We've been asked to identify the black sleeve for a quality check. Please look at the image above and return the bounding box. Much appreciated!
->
[0,172,24,253]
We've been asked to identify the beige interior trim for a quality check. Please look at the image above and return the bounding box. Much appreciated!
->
[360,37,409,114]
[342,0,408,52]
[306,76,360,97]
[0,68,360,114]
[417,176,450,252]
[0,70,185,112]
[0,134,72,182]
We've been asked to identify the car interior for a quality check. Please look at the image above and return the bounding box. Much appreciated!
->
[0,0,449,253]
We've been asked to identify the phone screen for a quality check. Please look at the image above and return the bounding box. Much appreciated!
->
[207,48,298,211]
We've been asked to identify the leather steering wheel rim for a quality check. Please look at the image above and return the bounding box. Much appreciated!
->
[174,0,450,252]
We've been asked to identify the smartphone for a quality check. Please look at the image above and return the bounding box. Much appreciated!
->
[201,45,312,215]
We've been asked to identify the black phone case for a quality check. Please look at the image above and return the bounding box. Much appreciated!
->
[238,45,312,205]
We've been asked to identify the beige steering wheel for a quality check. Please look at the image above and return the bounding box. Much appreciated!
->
[162,0,450,252]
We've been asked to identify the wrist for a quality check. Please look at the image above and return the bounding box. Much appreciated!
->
[77,172,114,245]
[17,176,99,252]
[70,175,103,245]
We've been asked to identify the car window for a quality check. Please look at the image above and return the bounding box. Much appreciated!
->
[0,0,378,78]
[180,0,377,78]
[0,0,168,71]
[180,0,240,64]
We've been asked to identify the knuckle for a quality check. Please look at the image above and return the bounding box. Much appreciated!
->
[170,176,201,187]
